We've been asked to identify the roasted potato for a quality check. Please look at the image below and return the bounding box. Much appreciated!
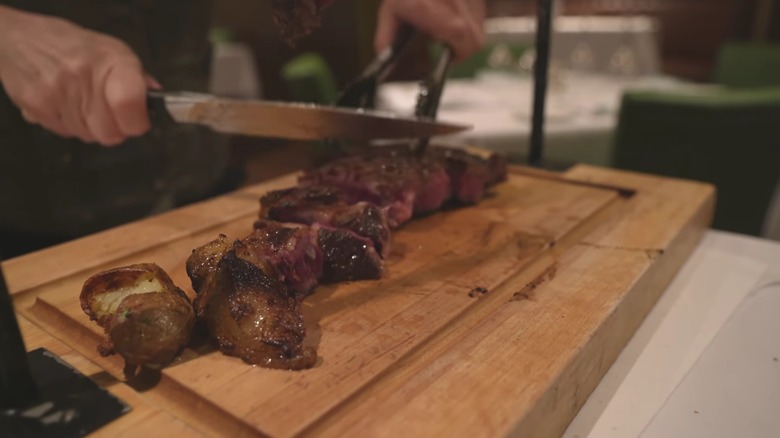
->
[80,263,195,367]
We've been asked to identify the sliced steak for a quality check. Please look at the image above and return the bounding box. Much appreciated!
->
[248,221,323,296]
[253,220,384,283]
[314,224,384,282]
[299,153,452,227]
[261,186,391,256]
[188,235,315,370]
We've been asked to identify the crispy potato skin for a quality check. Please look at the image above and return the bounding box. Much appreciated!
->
[109,292,195,366]
[79,263,195,367]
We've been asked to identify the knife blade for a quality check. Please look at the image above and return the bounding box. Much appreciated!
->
[147,91,469,141]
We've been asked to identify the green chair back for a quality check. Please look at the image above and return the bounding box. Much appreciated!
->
[281,53,338,104]
[612,88,780,236]
[713,42,780,89]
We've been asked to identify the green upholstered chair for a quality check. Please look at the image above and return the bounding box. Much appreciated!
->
[713,43,780,89]
[281,53,338,104]
[612,88,780,236]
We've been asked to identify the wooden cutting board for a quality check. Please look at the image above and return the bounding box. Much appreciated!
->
[5,163,714,438]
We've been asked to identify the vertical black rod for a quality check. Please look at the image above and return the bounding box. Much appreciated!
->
[529,0,554,167]
[0,263,38,408]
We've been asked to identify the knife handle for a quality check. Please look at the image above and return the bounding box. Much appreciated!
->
[146,91,174,125]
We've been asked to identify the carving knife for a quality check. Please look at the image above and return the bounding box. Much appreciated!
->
[147,91,469,141]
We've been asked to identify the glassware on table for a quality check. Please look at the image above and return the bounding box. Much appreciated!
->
[609,18,640,77]
[609,45,638,76]
[487,43,516,71]
[570,42,597,72]
[516,48,536,75]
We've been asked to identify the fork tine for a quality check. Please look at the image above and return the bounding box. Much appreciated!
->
[413,45,454,152]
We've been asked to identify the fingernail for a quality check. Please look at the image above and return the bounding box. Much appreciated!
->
[146,75,163,90]
[103,138,124,147]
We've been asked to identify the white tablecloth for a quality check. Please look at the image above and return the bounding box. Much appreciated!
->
[566,230,780,437]
[377,72,702,166]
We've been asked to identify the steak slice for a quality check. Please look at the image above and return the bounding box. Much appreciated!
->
[314,224,384,282]
[188,235,315,370]
[299,153,452,228]
[261,186,391,257]
[253,220,384,283]
[247,221,324,296]
[372,143,508,204]
[186,234,233,294]
[427,146,495,204]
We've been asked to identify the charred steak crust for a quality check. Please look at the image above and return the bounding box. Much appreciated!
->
[299,153,452,228]
[298,145,507,226]
[240,222,323,297]
[191,234,316,369]
[314,225,384,282]
[186,234,232,293]
[251,220,385,283]
[192,246,315,370]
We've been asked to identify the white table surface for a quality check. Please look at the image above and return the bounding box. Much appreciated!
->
[485,15,663,76]
[378,72,709,166]
[565,230,780,437]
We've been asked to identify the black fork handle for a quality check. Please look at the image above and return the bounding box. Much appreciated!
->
[415,46,454,120]
[336,24,416,108]
[413,45,454,152]
[365,23,415,83]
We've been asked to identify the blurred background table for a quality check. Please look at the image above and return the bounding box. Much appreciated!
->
[376,15,691,167]
[485,15,662,75]
[377,72,706,167]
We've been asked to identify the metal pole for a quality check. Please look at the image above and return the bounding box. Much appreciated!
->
[529,0,553,167]
[0,263,38,408]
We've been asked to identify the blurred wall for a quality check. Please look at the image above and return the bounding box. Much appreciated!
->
[210,0,438,97]
[211,0,774,94]
[487,0,761,82]
[210,0,365,100]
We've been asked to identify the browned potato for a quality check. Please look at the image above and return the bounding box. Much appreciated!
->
[80,263,195,367]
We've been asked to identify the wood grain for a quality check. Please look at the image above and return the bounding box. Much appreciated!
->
[7,163,714,437]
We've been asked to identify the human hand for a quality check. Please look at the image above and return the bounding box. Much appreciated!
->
[374,0,486,62]
[0,6,156,146]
